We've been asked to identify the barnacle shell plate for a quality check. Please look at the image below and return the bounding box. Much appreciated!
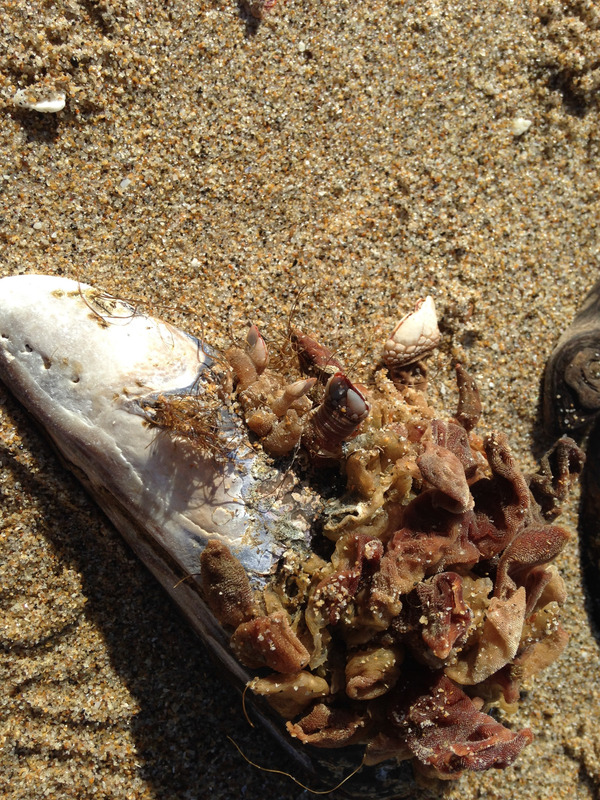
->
[382,295,441,368]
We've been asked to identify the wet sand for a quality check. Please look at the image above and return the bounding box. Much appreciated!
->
[1,1,600,798]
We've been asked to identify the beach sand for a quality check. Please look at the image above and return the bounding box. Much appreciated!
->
[1,1,599,797]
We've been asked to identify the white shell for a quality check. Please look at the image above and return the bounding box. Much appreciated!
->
[13,88,66,113]
[0,273,331,771]
[382,295,441,368]
[0,276,318,589]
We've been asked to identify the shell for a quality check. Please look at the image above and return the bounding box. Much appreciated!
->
[13,88,66,113]
[543,278,600,629]
[0,274,414,798]
[0,275,323,695]
[382,296,441,369]
[0,275,317,579]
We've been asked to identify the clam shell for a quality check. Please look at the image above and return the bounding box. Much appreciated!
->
[0,274,416,798]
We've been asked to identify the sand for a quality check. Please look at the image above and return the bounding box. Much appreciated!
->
[1,0,599,797]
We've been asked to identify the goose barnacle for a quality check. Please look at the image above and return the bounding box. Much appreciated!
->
[0,274,583,793]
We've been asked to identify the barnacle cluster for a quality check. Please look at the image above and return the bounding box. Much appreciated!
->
[200,299,583,781]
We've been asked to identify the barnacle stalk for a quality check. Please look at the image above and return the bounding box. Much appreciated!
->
[0,275,583,795]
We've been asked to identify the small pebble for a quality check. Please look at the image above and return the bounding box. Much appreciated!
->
[512,117,532,136]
